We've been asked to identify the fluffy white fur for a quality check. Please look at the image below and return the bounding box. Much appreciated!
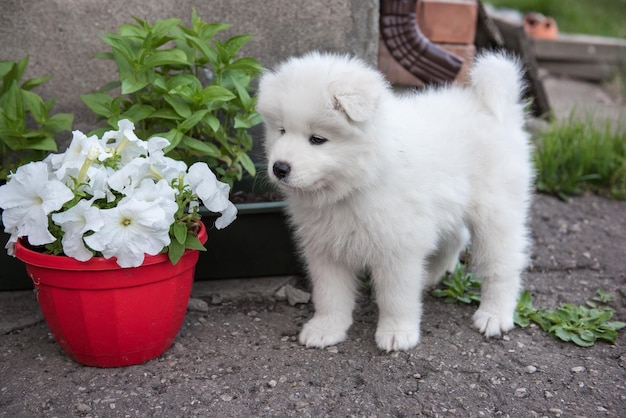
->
[256,51,534,352]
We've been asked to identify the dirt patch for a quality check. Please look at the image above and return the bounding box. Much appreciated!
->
[1,193,625,417]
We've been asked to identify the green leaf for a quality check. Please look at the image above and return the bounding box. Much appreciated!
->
[13,56,29,86]
[201,85,236,103]
[173,222,188,244]
[1,81,24,124]
[81,92,114,117]
[203,114,221,133]
[162,129,184,151]
[151,18,181,40]
[21,89,46,123]
[101,33,138,66]
[122,103,155,123]
[226,57,264,74]
[118,22,147,38]
[180,135,221,157]
[144,49,189,68]
[238,152,256,176]
[43,113,74,133]
[223,34,253,55]
[167,238,185,265]
[185,233,206,251]
[167,73,200,92]
[120,72,150,95]
[21,75,53,91]
[149,108,181,120]
[179,109,210,132]
[182,34,218,63]
[571,333,594,347]
[579,329,596,342]
[607,321,626,331]
[164,95,192,118]
[553,327,572,342]
[20,135,58,151]
[0,60,15,79]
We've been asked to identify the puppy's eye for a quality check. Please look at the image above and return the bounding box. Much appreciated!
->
[309,135,328,145]
[278,128,286,135]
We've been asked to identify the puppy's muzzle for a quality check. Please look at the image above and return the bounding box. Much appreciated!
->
[273,161,291,180]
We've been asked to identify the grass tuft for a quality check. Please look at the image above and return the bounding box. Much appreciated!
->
[533,114,626,200]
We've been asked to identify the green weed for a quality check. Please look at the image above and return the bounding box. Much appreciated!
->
[431,262,482,304]
[515,289,626,347]
[432,263,626,347]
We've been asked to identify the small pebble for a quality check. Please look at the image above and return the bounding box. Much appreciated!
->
[524,365,537,374]
[267,379,277,388]
[187,298,209,312]
[571,366,586,373]
[76,403,91,412]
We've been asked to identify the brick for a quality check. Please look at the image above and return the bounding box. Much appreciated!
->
[378,38,476,86]
[417,0,478,44]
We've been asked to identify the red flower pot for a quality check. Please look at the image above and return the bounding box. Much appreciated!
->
[14,222,207,368]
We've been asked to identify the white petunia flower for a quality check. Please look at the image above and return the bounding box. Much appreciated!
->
[106,137,185,195]
[101,119,148,164]
[45,130,108,181]
[186,162,237,229]
[130,179,178,224]
[51,199,104,261]
[107,157,149,194]
[0,162,74,248]
[84,198,172,268]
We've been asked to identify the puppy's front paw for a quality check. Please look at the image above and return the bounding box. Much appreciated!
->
[375,328,420,352]
[299,315,351,348]
[473,309,514,337]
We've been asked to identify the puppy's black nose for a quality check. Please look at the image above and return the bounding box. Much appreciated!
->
[272,161,291,179]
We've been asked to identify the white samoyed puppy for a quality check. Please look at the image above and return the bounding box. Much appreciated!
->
[256,51,533,352]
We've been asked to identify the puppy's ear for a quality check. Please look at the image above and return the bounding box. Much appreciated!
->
[330,72,385,122]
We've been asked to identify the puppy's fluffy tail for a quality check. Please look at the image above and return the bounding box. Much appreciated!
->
[470,52,526,121]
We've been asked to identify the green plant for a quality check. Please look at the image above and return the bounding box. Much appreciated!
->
[432,263,625,347]
[534,114,626,200]
[81,10,263,187]
[0,57,73,180]
[515,289,626,347]
[431,261,482,304]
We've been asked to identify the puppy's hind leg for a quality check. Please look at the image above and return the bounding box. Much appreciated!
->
[299,256,358,348]
[426,226,470,286]
[469,205,530,337]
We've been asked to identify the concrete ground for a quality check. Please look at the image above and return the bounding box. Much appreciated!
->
[0,75,625,417]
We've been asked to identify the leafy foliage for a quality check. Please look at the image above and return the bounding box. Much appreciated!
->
[81,10,263,187]
[431,261,482,304]
[0,57,73,180]
[433,263,625,347]
[515,290,626,347]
